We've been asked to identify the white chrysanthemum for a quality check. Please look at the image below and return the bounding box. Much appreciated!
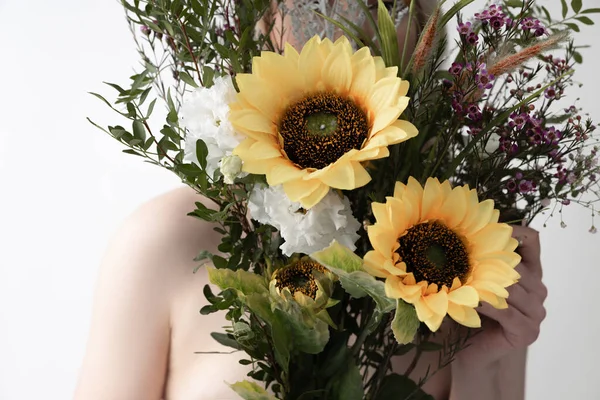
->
[180,76,244,177]
[248,185,361,256]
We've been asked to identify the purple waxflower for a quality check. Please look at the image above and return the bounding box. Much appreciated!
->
[544,87,557,99]
[467,32,479,45]
[467,104,482,121]
[531,132,543,145]
[474,10,491,21]
[534,27,546,37]
[515,172,523,180]
[140,25,151,36]
[490,16,504,30]
[506,179,518,192]
[518,180,534,193]
[521,17,537,30]
[452,99,464,114]
[449,62,463,76]
[509,112,529,129]
[476,66,495,90]
[544,127,562,145]
[488,4,503,18]
[457,22,473,35]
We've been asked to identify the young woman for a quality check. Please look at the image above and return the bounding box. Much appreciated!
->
[73,2,547,399]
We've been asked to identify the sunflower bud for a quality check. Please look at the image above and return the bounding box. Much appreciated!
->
[269,258,338,327]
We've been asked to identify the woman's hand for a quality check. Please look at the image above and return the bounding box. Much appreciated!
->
[457,225,548,366]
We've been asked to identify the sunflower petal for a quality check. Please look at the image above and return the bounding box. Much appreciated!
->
[448,285,479,307]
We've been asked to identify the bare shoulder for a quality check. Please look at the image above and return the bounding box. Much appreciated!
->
[104,185,221,299]
[75,186,220,399]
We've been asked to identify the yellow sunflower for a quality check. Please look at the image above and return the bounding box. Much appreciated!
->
[230,35,418,209]
[363,177,521,331]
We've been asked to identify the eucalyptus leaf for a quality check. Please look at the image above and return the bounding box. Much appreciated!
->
[561,0,568,18]
[196,139,209,169]
[229,380,277,400]
[391,299,420,345]
[210,332,242,350]
[571,0,582,14]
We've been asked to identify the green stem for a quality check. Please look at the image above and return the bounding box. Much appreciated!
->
[400,0,417,74]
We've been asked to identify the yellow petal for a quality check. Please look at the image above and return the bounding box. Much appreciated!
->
[350,47,376,100]
[478,290,508,309]
[266,161,307,185]
[414,298,434,321]
[371,202,388,224]
[424,312,445,332]
[363,250,390,278]
[323,42,352,93]
[448,304,481,328]
[230,108,275,136]
[299,36,327,89]
[367,224,398,256]
[463,199,495,236]
[448,286,479,307]
[398,80,410,97]
[296,182,330,209]
[423,290,449,316]
[471,224,513,255]
[421,178,443,221]
[310,161,371,190]
[439,186,468,229]
[282,178,322,202]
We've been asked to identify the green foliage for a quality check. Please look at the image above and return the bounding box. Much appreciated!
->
[374,374,434,400]
[391,300,420,345]
[229,380,278,400]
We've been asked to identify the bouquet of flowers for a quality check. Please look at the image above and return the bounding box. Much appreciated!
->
[90,0,599,398]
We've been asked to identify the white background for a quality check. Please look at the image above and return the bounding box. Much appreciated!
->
[0,0,598,399]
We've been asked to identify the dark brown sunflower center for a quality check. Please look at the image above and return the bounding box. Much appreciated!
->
[278,92,369,170]
[275,260,326,299]
[396,221,471,289]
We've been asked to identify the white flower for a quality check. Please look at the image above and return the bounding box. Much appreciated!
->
[220,155,243,184]
[248,185,361,256]
[180,76,243,177]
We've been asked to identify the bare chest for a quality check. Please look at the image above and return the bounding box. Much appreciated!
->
[164,269,253,400]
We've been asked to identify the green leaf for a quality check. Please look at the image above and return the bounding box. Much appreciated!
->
[132,120,146,142]
[177,162,204,177]
[439,0,477,27]
[573,51,583,63]
[195,139,208,170]
[311,241,395,313]
[207,267,268,297]
[377,0,400,67]
[571,0,582,14]
[329,361,363,400]
[273,307,330,354]
[179,70,199,88]
[565,22,580,31]
[210,332,242,350]
[374,374,434,400]
[561,0,568,18]
[576,16,594,24]
[582,8,600,13]
[229,380,277,400]
[391,299,420,345]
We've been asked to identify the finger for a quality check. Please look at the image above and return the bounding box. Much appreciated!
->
[513,263,548,300]
[505,282,547,321]
[511,225,542,278]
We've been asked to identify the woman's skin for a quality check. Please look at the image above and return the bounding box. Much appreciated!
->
[73,187,546,400]
[75,2,547,398]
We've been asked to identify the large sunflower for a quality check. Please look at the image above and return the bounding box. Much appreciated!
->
[364,177,521,331]
[230,36,418,209]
